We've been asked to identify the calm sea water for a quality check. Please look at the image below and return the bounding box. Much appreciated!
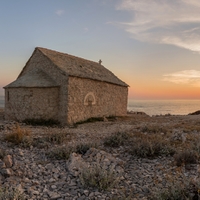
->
[0,96,4,108]
[1,96,200,115]
[128,99,200,116]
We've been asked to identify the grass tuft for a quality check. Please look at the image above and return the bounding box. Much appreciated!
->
[141,125,168,134]
[47,131,70,145]
[174,150,198,167]
[4,124,32,147]
[80,164,118,191]
[46,146,74,160]
[129,133,175,158]
[0,187,25,200]
[104,132,129,148]
[0,149,6,159]
[75,143,93,155]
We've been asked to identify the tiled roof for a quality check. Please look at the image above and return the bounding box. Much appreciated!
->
[37,47,128,87]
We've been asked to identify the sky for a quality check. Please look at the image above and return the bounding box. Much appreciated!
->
[1,0,200,99]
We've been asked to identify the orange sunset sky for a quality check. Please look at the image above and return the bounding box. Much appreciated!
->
[1,0,200,100]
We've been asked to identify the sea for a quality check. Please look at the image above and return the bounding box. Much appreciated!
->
[1,95,200,116]
[128,99,200,116]
[0,96,4,108]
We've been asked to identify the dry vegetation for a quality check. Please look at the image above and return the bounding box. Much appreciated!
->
[1,113,200,199]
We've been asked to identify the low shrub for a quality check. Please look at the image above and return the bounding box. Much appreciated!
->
[0,187,25,200]
[104,132,129,148]
[141,125,168,134]
[80,164,118,191]
[75,143,93,155]
[76,117,104,125]
[174,150,198,167]
[190,135,200,155]
[129,133,175,158]
[32,137,49,149]
[110,188,134,200]
[0,149,6,159]
[151,184,190,200]
[47,131,69,145]
[150,176,199,200]
[23,118,60,126]
[46,146,73,160]
[4,124,32,146]
[106,116,117,121]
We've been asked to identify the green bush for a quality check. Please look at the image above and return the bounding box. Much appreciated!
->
[47,132,68,145]
[174,150,198,167]
[46,146,73,160]
[75,143,93,155]
[0,149,6,159]
[0,187,25,200]
[104,132,129,148]
[150,178,195,200]
[129,133,175,158]
[76,117,104,125]
[32,137,49,149]
[4,124,32,147]
[80,164,118,191]
[141,125,168,134]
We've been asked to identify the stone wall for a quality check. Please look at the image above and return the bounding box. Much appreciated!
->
[4,87,59,121]
[19,49,68,124]
[5,49,128,125]
[67,77,128,124]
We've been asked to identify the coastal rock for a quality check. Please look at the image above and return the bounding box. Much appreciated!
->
[67,148,125,181]
[83,148,124,176]
[171,131,187,143]
[188,110,200,115]
[0,124,4,131]
[1,168,12,177]
[3,155,13,168]
[0,160,6,168]
[128,111,149,116]
[67,152,88,176]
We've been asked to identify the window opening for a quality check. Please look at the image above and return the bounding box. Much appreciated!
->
[7,91,10,102]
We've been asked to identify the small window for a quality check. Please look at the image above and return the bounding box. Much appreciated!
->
[84,92,96,106]
[7,91,10,102]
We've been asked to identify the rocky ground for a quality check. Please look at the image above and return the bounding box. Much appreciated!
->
[0,110,200,199]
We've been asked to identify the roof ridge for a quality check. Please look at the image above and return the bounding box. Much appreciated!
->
[36,47,100,66]
[36,47,128,87]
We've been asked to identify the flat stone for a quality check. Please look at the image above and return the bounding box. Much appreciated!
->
[0,168,12,177]
[0,160,6,168]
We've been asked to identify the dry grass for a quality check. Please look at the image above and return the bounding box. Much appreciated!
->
[150,172,200,200]
[174,150,198,167]
[46,146,74,160]
[128,133,175,158]
[141,125,169,134]
[104,132,130,148]
[0,187,25,200]
[46,131,71,145]
[75,143,95,155]
[80,164,118,191]
[4,124,32,147]
[0,149,6,159]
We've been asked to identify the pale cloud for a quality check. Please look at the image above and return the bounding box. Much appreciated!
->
[55,10,65,16]
[163,70,200,87]
[116,0,200,52]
